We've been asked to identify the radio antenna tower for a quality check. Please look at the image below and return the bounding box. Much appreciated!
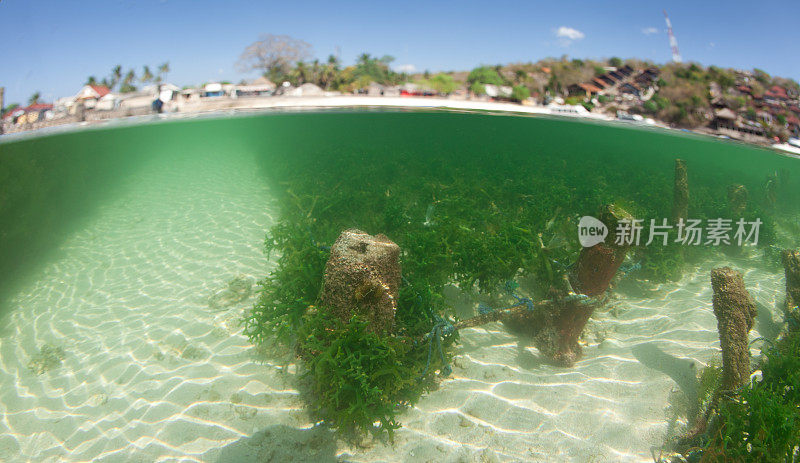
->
[663,10,682,63]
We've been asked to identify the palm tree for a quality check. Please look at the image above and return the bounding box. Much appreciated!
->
[141,66,154,84]
[321,54,340,90]
[85,76,98,85]
[158,62,170,84]
[110,65,123,90]
[310,59,321,86]
[28,92,41,105]
[121,69,137,93]
[357,53,371,67]
[292,61,308,84]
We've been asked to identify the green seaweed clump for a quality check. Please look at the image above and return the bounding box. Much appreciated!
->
[296,310,453,438]
[27,344,66,375]
[696,360,722,416]
[245,219,330,345]
[244,216,455,437]
[700,331,800,462]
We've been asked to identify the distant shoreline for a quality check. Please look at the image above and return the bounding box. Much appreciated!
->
[2,95,797,158]
[0,95,638,141]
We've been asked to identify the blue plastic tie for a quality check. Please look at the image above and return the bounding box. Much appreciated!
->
[511,293,536,311]
[618,261,641,275]
[307,227,330,252]
[477,303,494,315]
[418,315,454,380]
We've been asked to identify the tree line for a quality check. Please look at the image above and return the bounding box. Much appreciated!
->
[236,34,411,92]
[85,62,170,93]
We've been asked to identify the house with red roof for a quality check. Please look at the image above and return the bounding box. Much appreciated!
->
[568,67,659,100]
[580,83,603,95]
[567,82,603,98]
[2,103,54,125]
[765,85,789,101]
[75,85,111,108]
[1,108,23,122]
[591,77,609,90]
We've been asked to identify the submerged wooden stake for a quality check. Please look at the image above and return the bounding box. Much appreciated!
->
[782,249,800,322]
[500,205,631,366]
[320,229,401,333]
[389,205,631,367]
[711,267,756,391]
[571,204,632,296]
[672,159,688,224]
[424,294,604,340]
[727,184,748,217]
[677,267,758,447]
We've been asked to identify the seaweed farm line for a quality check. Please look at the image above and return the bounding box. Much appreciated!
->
[0,112,794,462]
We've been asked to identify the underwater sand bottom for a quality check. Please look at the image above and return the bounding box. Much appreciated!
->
[0,153,786,462]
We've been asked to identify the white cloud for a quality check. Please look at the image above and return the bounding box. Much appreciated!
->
[555,26,585,46]
[641,27,659,35]
[396,64,416,73]
[556,26,585,41]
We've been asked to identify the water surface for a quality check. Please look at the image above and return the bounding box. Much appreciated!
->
[0,111,797,462]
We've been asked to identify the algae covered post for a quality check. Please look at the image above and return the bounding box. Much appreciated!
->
[535,204,633,365]
[782,249,800,340]
[782,249,800,318]
[674,266,757,449]
[570,204,632,297]
[675,262,800,460]
[727,184,748,218]
[320,229,401,333]
[499,204,633,366]
[672,158,688,224]
[710,267,757,391]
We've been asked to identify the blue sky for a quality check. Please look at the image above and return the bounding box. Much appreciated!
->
[1,0,798,105]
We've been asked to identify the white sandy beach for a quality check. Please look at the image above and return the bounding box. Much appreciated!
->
[0,96,616,144]
[0,142,786,462]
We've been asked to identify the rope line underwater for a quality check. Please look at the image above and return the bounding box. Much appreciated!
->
[417,280,536,380]
[414,278,602,380]
[417,315,455,381]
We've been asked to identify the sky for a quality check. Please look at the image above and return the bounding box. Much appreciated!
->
[1,0,798,105]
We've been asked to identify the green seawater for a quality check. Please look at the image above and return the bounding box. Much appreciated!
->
[2,111,797,302]
[0,111,798,462]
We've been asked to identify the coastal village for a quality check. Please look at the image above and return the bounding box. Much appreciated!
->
[2,52,799,153]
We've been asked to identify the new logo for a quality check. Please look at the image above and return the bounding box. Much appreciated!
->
[577,216,607,247]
